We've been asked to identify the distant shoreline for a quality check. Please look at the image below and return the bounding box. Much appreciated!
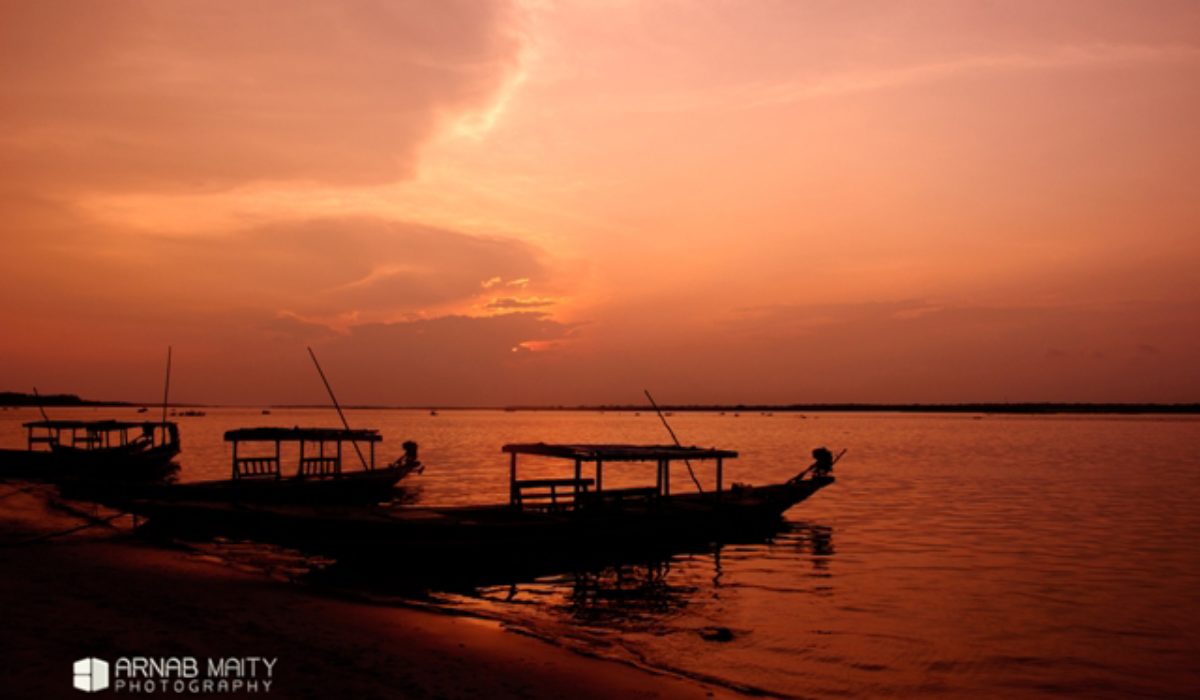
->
[501,403,1200,415]
[0,391,130,408]
[2,392,1196,414]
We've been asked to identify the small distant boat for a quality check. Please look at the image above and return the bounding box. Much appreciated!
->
[126,443,835,562]
[429,410,438,416]
[178,409,206,417]
[137,407,149,414]
[0,420,180,481]
[261,409,272,415]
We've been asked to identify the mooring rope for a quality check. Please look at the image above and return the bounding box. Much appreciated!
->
[0,511,127,548]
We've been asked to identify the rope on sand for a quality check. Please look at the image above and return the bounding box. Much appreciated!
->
[0,512,128,547]
[0,484,131,547]
[0,484,41,501]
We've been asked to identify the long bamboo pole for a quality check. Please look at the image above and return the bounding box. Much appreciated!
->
[31,387,50,422]
[644,389,704,493]
[307,347,368,469]
[161,346,172,428]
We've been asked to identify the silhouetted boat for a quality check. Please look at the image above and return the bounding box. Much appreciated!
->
[126,443,834,562]
[0,420,180,481]
[69,427,422,505]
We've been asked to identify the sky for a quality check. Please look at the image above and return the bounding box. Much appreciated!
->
[1,0,1198,405]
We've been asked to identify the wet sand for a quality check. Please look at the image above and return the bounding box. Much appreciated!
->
[0,484,728,699]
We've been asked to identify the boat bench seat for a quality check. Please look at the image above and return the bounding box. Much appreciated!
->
[512,478,594,511]
[299,457,341,477]
[234,457,280,480]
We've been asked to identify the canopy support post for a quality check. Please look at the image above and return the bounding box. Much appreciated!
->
[509,452,518,505]
[716,457,723,501]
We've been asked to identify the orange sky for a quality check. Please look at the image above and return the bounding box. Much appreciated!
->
[2,1,1198,405]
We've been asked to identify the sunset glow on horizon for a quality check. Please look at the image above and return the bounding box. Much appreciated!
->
[2,0,1198,405]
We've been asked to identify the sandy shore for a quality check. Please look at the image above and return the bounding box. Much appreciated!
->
[0,483,730,699]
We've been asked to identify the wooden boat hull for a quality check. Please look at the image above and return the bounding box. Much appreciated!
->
[129,477,834,564]
[65,466,412,506]
[0,448,58,478]
[158,468,409,504]
[0,443,180,482]
[53,442,180,481]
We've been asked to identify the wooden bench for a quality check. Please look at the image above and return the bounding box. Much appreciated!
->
[513,478,594,511]
[299,456,340,477]
[235,457,280,480]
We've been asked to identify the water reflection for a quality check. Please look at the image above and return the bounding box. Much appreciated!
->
[473,521,836,632]
[562,559,693,627]
[792,522,834,569]
[293,518,837,632]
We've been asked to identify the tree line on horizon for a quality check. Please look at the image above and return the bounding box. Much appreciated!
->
[1,391,1196,413]
[0,391,112,407]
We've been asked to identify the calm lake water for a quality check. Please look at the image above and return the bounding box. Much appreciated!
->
[3,407,1199,698]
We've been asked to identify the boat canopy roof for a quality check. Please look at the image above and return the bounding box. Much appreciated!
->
[502,443,737,462]
[24,420,177,431]
[224,427,382,443]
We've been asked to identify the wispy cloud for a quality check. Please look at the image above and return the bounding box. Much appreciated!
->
[639,43,1200,114]
[486,296,555,309]
[0,0,526,192]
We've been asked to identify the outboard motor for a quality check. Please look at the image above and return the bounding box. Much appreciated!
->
[401,440,423,473]
[811,447,833,477]
[788,445,840,484]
